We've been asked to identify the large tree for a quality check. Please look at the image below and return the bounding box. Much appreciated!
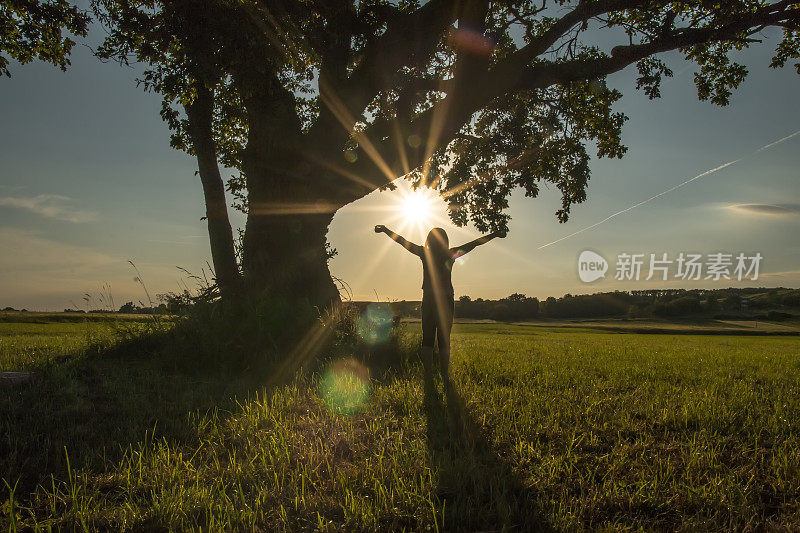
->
[92,0,800,309]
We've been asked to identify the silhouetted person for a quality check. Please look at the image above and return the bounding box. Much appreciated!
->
[374,225,505,386]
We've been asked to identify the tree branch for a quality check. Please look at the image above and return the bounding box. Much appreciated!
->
[312,2,358,150]
[519,7,800,90]
[498,0,652,73]
[308,0,461,144]
[339,2,799,202]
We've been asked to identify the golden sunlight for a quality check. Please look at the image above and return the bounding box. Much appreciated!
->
[400,188,436,225]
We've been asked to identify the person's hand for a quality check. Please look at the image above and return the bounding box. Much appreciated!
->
[374,224,387,234]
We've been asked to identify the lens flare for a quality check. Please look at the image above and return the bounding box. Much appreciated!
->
[319,358,370,415]
[448,27,495,56]
[356,303,394,345]
[402,189,435,224]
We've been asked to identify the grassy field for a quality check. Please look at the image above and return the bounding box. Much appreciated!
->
[406,316,800,335]
[0,314,158,370]
[2,315,800,530]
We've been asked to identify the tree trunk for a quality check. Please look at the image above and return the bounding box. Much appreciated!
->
[236,72,341,310]
[185,83,241,302]
[242,202,340,310]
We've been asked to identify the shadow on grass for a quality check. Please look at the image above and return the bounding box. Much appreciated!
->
[423,375,551,532]
[1,312,411,506]
[0,330,285,501]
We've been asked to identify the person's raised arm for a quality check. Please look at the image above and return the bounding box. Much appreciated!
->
[374,225,423,256]
[452,229,507,256]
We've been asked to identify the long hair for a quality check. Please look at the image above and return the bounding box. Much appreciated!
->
[425,228,449,256]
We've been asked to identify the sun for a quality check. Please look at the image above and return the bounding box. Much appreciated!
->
[401,188,436,224]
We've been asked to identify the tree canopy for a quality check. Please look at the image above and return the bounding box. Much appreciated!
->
[92,0,799,228]
[1,0,90,77]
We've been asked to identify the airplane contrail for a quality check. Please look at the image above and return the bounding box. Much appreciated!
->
[756,129,800,152]
[538,129,800,250]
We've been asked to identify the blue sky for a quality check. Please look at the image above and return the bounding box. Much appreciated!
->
[1,22,798,310]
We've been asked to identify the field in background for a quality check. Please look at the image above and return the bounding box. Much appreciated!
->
[0,313,162,370]
[402,316,800,335]
[2,315,800,530]
[0,312,153,323]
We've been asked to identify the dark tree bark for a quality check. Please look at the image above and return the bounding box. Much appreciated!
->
[237,71,341,310]
[185,83,241,302]
[242,207,340,308]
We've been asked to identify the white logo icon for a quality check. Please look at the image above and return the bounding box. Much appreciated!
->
[578,250,608,283]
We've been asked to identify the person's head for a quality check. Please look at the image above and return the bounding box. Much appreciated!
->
[425,227,449,253]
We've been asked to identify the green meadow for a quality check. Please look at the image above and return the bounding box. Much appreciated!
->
[2,315,800,530]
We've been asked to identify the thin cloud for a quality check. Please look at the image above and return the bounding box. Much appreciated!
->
[727,203,800,216]
[759,270,800,279]
[146,235,206,245]
[0,194,97,223]
[0,228,181,310]
[0,228,117,272]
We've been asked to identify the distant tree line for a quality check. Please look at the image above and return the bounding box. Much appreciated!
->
[116,302,169,315]
[456,293,541,321]
[382,287,800,322]
[625,287,799,320]
[4,287,798,320]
